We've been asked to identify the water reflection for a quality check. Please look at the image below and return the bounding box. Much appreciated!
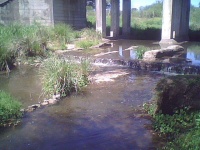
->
[186,43,200,65]
[0,65,43,107]
[0,66,163,150]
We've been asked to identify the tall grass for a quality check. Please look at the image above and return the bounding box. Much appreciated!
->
[0,90,22,126]
[75,28,102,49]
[0,23,82,70]
[50,23,77,50]
[40,56,91,97]
[0,23,50,70]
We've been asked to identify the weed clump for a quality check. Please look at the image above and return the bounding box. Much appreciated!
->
[135,46,150,59]
[40,56,91,97]
[0,90,22,126]
[75,28,101,49]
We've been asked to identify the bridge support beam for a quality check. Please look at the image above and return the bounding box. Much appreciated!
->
[96,0,106,37]
[122,0,131,37]
[110,0,120,38]
[160,0,190,44]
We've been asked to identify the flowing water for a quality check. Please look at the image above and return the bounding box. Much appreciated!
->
[0,40,200,150]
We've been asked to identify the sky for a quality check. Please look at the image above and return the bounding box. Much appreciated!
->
[119,0,200,9]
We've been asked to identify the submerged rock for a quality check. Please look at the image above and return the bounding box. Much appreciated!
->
[155,75,200,114]
[48,99,58,104]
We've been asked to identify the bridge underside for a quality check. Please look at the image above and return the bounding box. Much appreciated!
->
[0,0,86,29]
[96,0,191,43]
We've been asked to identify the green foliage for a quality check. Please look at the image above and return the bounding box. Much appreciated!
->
[81,28,102,40]
[0,90,22,126]
[0,23,50,70]
[153,109,196,136]
[0,23,88,70]
[134,2,163,18]
[163,128,200,150]
[135,46,150,59]
[52,23,75,46]
[76,40,99,49]
[190,5,200,30]
[162,112,200,150]
[40,55,91,97]
[144,101,200,149]
[75,28,101,49]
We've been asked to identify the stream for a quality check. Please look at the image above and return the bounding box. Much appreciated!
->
[0,40,200,150]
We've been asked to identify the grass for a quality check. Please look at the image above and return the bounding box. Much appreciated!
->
[0,23,99,71]
[75,28,102,49]
[135,46,150,59]
[0,90,22,126]
[76,40,99,49]
[40,55,91,97]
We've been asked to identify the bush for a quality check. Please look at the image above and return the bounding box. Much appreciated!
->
[40,56,91,97]
[0,90,22,126]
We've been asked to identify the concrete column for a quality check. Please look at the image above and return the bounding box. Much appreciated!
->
[96,0,106,37]
[122,0,131,36]
[160,0,190,44]
[110,0,120,38]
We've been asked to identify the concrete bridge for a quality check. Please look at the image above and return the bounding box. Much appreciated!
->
[0,0,191,44]
[96,0,191,44]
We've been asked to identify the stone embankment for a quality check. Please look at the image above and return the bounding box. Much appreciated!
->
[21,94,61,113]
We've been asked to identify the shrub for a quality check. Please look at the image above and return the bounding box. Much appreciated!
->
[0,90,22,126]
[40,56,91,97]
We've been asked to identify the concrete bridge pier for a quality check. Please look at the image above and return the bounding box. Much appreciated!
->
[110,0,120,37]
[96,0,106,37]
[122,0,131,37]
[96,0,131,38]
[160,0,190,44]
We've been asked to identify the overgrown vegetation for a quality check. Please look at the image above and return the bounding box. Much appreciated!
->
[143,75,200,149]
[0,23,101,71]
[40,56,91,97]
[147,104,200,149]
[0,90,22,126]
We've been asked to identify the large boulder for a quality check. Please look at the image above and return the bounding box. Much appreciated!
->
[143,45,184,61]
[155,75,200,114]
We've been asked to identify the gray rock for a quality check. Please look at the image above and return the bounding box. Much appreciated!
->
[143,45,184,61]
[48,99,58,104]
[53,94,61,100]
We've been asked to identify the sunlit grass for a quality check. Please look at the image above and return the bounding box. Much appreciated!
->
[0,90,22,126]
[40,55,91,97]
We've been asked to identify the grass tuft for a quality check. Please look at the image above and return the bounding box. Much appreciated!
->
[0,90,22,126]
[40,55,91,97]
